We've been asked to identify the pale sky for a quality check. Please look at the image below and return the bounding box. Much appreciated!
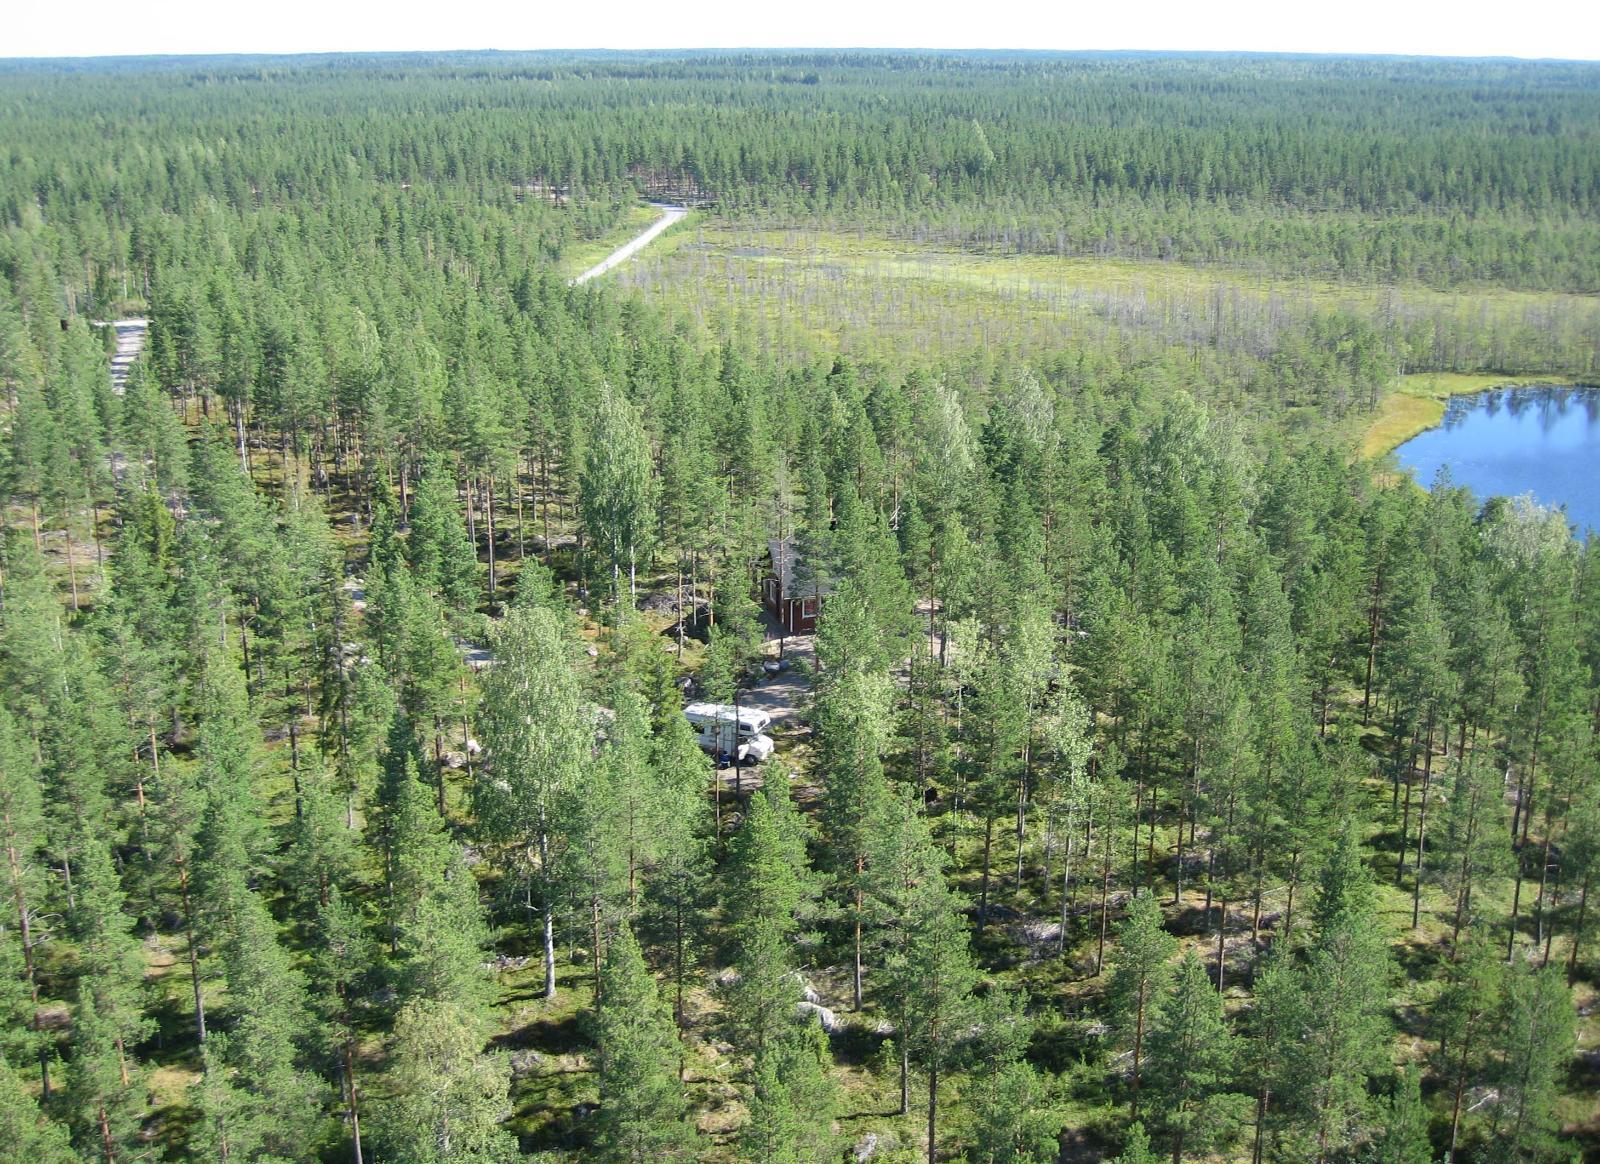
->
[4,0,1597,61]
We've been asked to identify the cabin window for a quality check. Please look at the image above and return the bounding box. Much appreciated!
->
[802,597,817,619]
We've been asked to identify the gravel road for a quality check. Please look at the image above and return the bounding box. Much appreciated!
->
[570,203,687,285]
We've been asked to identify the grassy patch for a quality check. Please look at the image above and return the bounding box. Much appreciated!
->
[619,223,1599,372]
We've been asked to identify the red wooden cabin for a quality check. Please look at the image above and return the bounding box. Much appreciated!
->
[761,536,827,634]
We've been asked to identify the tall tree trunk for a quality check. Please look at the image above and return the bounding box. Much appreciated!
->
[540,830,557,1000]
[1130,979,1148,1120]
[853,876,864,1011]
[591,893,603,1001]
[977,814,995,932]
[485,475,497,606]
[345,1035,365,1164]
[1568,873,1590,985]
[64,509,80,612]
[1058,828,1075,957]
[1252,1087,1271,1164]
[1411,719,1435,928]
[1216,896,1228,991]
[1362,565,1382,725]
[179,860,206,1043]
[1507,859,1526,961]
[1096,848,1113,974]
[1396,738,1416,885]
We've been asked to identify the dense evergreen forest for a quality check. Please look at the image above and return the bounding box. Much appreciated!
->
[1,48,1597,1164]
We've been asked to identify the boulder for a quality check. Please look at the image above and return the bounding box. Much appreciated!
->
[796,1000,842,1034]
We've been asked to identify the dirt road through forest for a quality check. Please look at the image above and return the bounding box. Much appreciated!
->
[570,203,687,285]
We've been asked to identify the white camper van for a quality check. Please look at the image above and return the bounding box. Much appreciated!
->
[684,702,775,764]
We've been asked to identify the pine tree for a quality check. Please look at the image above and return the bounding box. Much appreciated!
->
[883,862,978,1164]
[863,790,948,1114]
[720,784,836,1163]
[722,783,817,1058]
[0,1056,74,1162]
[1493,960,1574,1162]
[68,837,151,1103]
[1366,1068,1432,1164]
[571,685,646,995]
[1143,952,1245,1163]
[1111,1123,1160,1164]
[1435,751,1515,943]
[388,751,491,1009]
[308,887,377,1164]
[968,1059,1057,1164]
[285,761,359,917]
[190,688,325,1162]
[0,704,51,1085]
[388,575,464,813]
[814,664,894,1011]
[1432,932,1503,1159]
[965,648,1027,933]
[590,923,697,1162]
[639,711,713,1049]
[373,997,518,1164]
[741,1019,839,1164]
[1106,893,1177,1121]
[967,991,1056,1164]
[1242,947,1306,1164]
[66,988,144,1164]
[407,453,479,616]
[1292,829,1393,1163]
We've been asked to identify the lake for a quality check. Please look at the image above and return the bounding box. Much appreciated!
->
[1395,385,1600,535]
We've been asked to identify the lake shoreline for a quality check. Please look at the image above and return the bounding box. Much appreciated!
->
[1389,382,1600,534]
[1361,372,1589,460]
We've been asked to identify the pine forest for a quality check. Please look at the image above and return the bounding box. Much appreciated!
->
[0,49,1598,1163]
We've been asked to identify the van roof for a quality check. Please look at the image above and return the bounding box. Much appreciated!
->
[684,702,771,728]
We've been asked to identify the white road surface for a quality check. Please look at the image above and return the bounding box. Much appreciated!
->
[92,317,149,395]
[569,203,687,285]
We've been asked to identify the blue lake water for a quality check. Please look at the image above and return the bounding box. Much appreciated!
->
[1394,385,1600,536]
